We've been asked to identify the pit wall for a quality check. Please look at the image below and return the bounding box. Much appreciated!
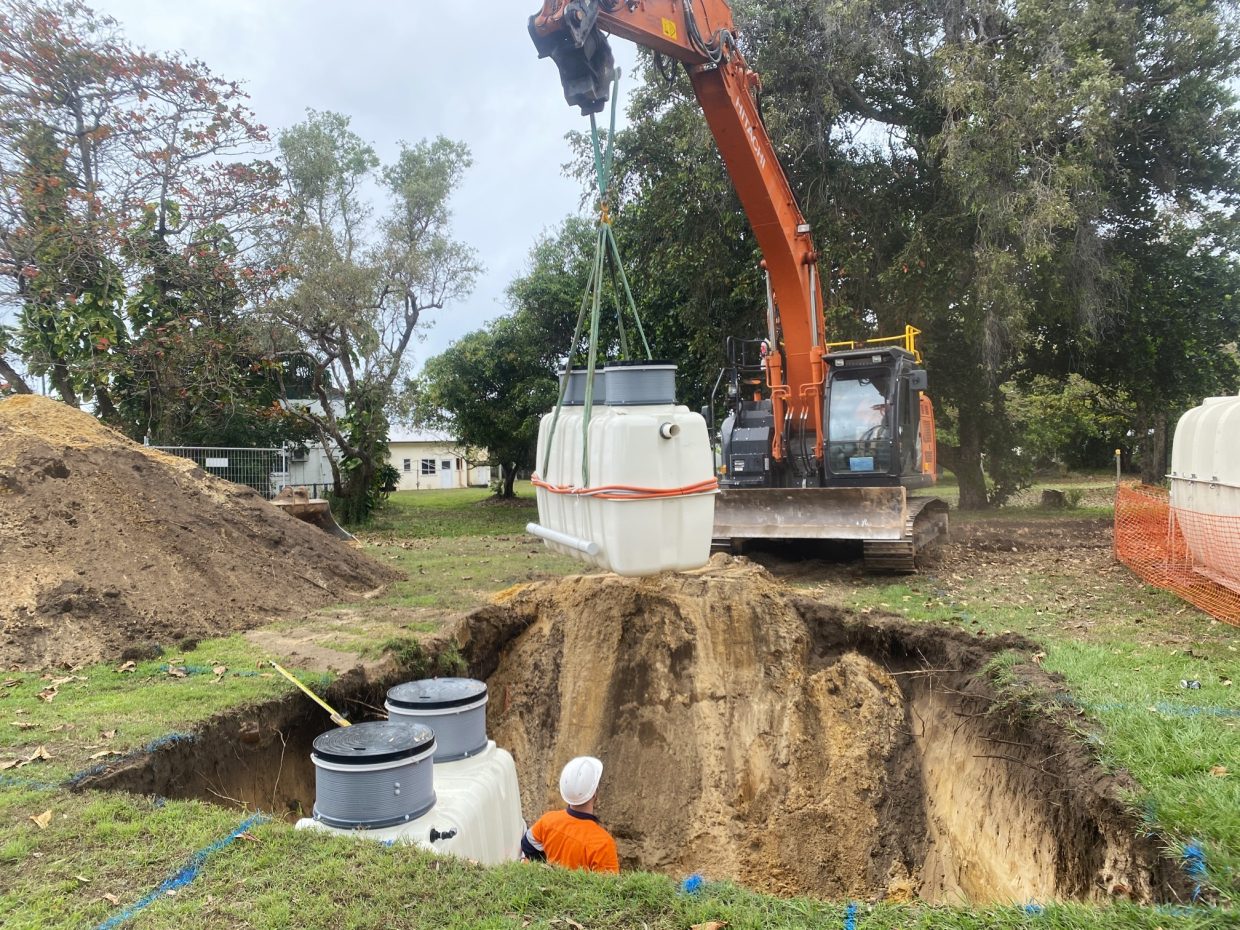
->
[76,561,1183,905]
[464,565,1182,904]
[74,664,400,818]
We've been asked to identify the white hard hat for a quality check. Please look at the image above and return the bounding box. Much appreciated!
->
[559,756,604,806]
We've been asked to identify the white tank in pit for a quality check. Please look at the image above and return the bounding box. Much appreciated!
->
[531,363,716,577]
[1169,394,1240,593]
[296,740,525,865]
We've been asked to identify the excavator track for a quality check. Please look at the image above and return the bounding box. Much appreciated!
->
[862,497,949,573]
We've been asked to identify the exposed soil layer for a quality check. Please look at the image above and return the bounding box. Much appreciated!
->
[471,558,1179,903]
[0,395,400,669]
[78,559,1183,904]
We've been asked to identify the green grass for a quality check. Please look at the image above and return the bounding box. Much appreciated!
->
[3,809,1225,930]
[0,789,256,929]
[0,636,299,782]
[1046,643,1239,894]
[358,483,579,616]
[367,483,543,538]
[928,471,1119,513]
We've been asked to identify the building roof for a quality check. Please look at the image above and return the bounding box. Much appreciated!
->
[389,427,459,445]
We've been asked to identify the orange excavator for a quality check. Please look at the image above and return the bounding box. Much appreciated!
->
[530,0,947,571]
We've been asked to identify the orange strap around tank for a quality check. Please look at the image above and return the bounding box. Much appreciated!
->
[531,475,719,501]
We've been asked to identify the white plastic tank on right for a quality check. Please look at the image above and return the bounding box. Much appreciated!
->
[1168,393,1240,594]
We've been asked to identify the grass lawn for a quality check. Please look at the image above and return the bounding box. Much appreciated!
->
[1,482,1235,928]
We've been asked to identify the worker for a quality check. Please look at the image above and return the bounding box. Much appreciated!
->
[520,756,619,873]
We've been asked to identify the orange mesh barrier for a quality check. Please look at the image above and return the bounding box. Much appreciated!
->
[1114,483,1240,627]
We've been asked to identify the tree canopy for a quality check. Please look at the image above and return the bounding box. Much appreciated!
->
[266,111,479,522]
[412,217,596,497]
[0,0,290,444]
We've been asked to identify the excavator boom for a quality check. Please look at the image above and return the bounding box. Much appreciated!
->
[531,0,947,571]
[532,0,825,463]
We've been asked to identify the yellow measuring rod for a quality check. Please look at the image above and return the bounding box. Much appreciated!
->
[268,660,351,728]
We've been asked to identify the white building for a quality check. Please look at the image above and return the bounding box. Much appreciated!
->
[388,427,491,491]
[273,397,344,495]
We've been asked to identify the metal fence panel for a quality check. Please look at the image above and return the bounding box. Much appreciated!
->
[153,446,286,500]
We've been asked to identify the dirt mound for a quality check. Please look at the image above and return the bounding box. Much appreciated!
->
[464,557,1174,903]
[0,395,400,669]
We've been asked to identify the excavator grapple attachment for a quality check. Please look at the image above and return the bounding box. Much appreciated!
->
[529,8,615,115]
[272,487,355,542]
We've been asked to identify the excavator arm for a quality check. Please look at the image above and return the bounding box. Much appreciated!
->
[530,0,826,464]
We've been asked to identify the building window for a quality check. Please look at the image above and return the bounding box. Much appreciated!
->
[402,459,411,473]
[441,459,452,471]
[420,459,436,475]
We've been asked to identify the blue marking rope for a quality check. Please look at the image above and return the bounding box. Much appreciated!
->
[93,813,267,930]
[1182,841,1208,902]
[1054,693,1240,718]
[843,901,857,930]
[0,773,60,791]
[157,663,329,682]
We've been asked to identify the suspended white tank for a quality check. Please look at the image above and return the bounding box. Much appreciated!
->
[1168,394,1240,593]
[529,363,717,577]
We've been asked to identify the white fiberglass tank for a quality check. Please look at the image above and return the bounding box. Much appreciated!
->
[296,738,525,865]
[530,362,716,576]
[1169,393,1240,593]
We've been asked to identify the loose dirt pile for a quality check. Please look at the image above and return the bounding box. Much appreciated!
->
[0,395,400,669]
[463,558,1175,903]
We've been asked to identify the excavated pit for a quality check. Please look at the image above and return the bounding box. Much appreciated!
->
[78,559,1182,905]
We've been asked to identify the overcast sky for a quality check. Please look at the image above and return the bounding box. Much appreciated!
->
[85,0,637,370]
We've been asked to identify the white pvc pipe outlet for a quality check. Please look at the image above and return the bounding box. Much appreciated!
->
[526,522,601,556]
[659,422,681,439]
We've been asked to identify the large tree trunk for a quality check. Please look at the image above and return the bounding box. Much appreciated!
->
[94,385,120,426]
[1139,410,1169,485]
[500,463,517,499]
[50,361,78,408]
[941,408,990,510]
[337,460,375,525]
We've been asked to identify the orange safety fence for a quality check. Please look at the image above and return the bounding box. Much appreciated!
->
[1114,483,1240,627]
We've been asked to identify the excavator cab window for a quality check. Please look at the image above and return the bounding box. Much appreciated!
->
[827,372,893,474]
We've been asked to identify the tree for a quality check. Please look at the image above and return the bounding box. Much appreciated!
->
[1003,374,1132,471]
[415,318,557,498]
[588,0,1240,507]
[0,0,283,439]
[413,218,596,498]
[1083,223,1240,482]
[268,112,478,523]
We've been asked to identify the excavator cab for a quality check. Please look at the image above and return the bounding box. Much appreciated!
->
[716,342,933,491]
[823,346,934,489]
[713,339,946,571]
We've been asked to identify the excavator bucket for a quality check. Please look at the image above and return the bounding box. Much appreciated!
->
[271,487,355,542]
[712,487,948,572]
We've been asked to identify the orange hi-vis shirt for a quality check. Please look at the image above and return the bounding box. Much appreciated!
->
[522,808,619,874]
